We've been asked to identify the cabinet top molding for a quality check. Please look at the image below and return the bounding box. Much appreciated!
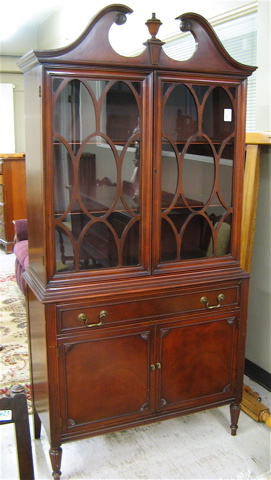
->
[18,4,256,77]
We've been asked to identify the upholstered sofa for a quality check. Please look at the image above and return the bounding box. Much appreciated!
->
[13,219,28,293]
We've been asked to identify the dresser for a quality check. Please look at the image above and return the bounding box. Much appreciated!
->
[0,154,27,253]
[18,6,256,478]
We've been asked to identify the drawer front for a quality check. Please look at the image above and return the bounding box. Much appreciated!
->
[58,283,240,332]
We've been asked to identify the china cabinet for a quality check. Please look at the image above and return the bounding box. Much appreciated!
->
[18,5,256,478]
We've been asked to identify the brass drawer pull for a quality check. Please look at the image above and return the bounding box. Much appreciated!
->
[78,310,108,327]
[200,293,225,310]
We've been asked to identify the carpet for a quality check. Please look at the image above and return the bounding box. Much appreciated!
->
[0,273,31,407]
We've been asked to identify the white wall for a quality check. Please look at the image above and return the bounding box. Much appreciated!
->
[0,68,25,153]
[246,0,271,374]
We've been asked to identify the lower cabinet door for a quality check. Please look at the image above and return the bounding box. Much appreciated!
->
[156,314,239,412]
[58,325,155,433]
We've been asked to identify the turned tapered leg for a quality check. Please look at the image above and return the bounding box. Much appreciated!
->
[49,446,62,479]
[230,403,240,435]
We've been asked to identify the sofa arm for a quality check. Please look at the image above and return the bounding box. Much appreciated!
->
[13,219,28,242]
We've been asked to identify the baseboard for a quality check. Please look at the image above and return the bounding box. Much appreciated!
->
[245,358,271,392]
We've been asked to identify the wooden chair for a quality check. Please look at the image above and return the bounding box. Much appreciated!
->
[240,131,271,427]
[0,385,34,479]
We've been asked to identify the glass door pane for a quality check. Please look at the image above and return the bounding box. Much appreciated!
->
[158,80,235,265]
[53,77,143,273]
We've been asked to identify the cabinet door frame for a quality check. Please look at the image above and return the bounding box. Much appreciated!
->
[152,72,246,274]
[44,68,154,282]
[58,323,156,436]
[155,312,239,413]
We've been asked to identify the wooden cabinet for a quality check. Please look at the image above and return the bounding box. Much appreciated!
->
[0,154,27,253]
[18,5,256,479]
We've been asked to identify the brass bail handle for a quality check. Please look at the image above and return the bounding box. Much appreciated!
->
[78,310,108,327]
[200,293,225,310]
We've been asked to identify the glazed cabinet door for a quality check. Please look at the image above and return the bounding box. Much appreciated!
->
[156,314,239,412]
[58,325,155,435]
[153,74,242,269]
[50,72,152,277]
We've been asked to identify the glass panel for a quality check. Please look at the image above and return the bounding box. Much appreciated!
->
[53,77,142,274]
[80,223,118,269]
[161,139,178,210]
[54,79,95,147]
[52,77,64,93]
[163,84,197,142]
[123,221,139,266]
[218,143,234,207]
[181,215,211,259]
[103,81,139,143]
[192,85,210,104]
[159,81,233,265]
[203,87,235,141]
[215,218,231,256]
[122,140,140,205]
[160,219,177,262]
[79,138,117,214]
[183,141,215,206]
[54,142,73,214]
[55,219,75,272]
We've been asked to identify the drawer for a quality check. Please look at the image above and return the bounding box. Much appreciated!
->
[57,283,240,332]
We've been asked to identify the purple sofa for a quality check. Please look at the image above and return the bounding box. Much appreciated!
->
[13,219,28,293]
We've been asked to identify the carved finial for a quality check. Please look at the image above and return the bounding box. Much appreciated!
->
[145,13,162,39]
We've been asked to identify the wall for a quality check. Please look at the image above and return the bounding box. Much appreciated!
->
[245,0,271,374]
[0,58,25,152]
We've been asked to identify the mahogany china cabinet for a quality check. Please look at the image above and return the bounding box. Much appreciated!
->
[18,5,256,478]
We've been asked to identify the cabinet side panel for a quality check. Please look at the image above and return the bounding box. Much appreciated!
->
[27,287,50,437]
[24,67,46,283]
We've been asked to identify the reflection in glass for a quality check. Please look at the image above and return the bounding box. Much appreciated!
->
[159,81,234,265]
[183,141,215,206]
[181,215,211,259]
[203,87,234,140]
[55,221,75,272]
[163,84,197,141]
[161,139,178,210]
[161,219,177,262]
[54,79,95,147]
[123,221,139,266]
[122,141,140,207]
[80,223,118,269]
[104,81,139,142]
[192,85,209,103]
[54,142,73,214]
[218,143,233,207]
[53,76,142,274]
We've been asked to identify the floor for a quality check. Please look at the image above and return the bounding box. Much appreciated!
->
[0,247,270,480]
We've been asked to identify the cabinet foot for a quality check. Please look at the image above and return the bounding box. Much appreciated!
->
[230,403,240,435]
[49,446,62,479]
